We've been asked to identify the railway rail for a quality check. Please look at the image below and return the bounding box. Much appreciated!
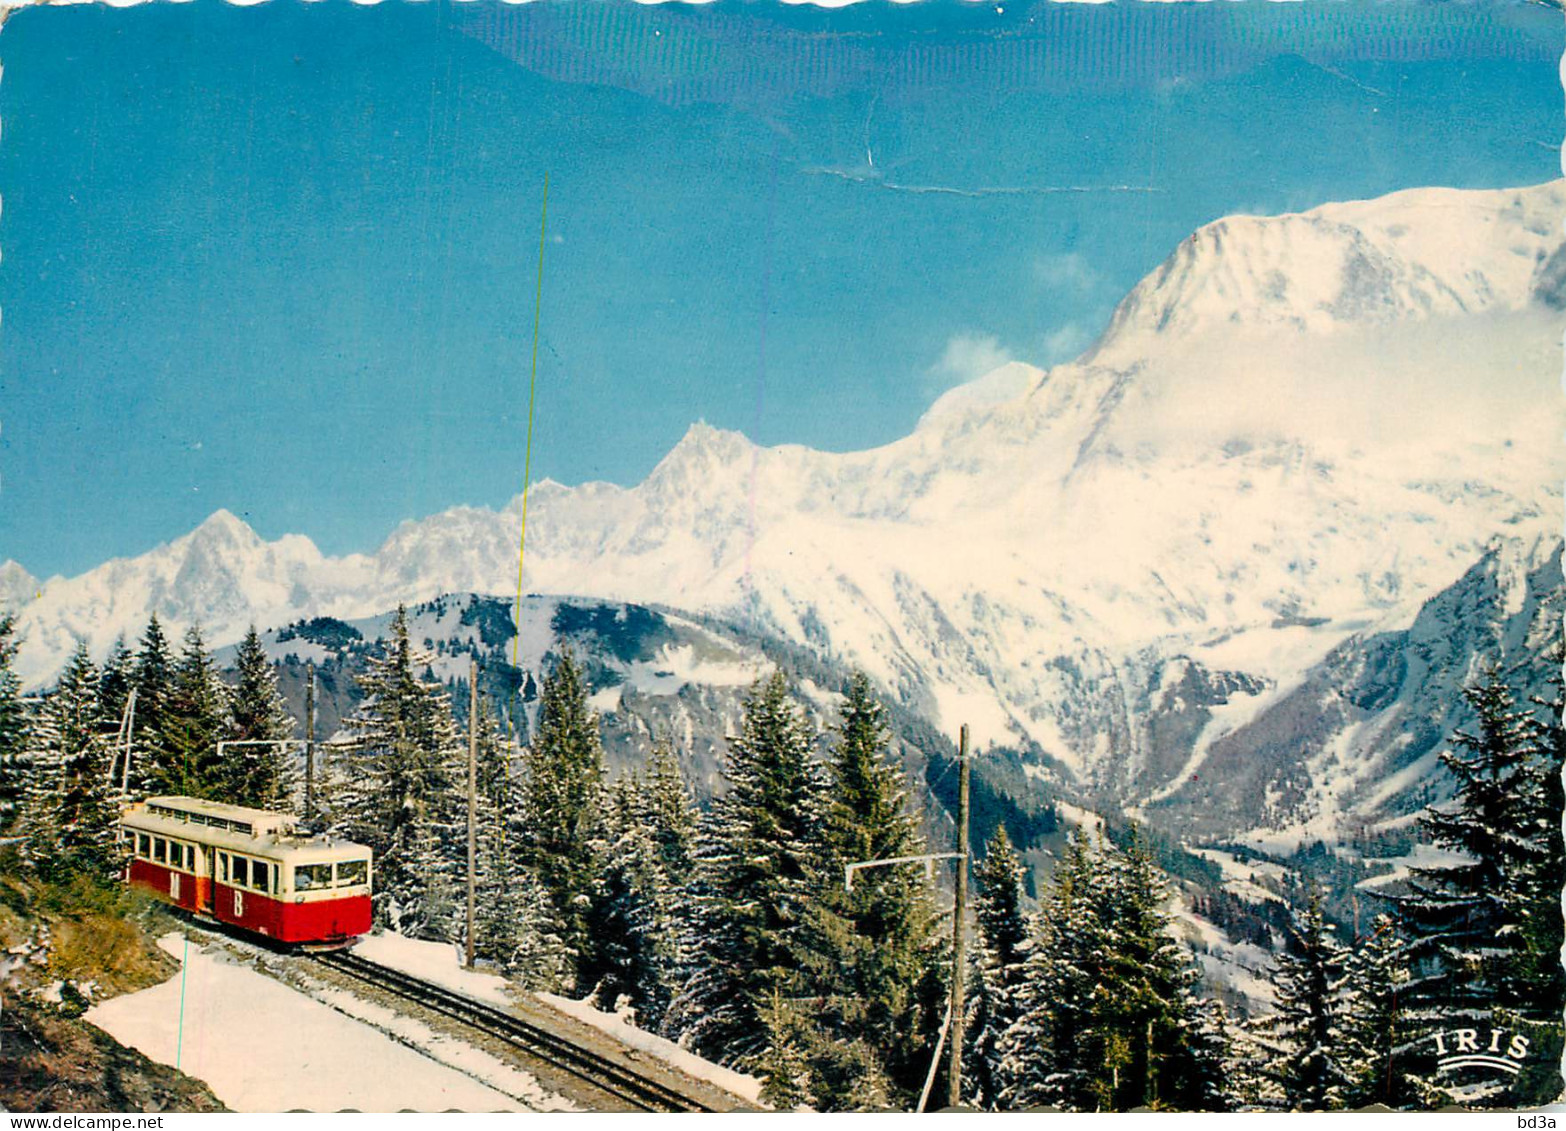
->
[313,949,722,1112]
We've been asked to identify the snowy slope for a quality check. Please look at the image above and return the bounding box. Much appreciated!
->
[9,181,1563,840]
[85,934,533,1111]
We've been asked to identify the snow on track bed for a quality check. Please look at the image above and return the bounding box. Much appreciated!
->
[315,948,754,1112]
[84,933,522,1112]
[360,931,762,1110]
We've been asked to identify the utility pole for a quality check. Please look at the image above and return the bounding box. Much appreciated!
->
[305,663,316,820]
[946,724,970,1110]
[466,657,478,969]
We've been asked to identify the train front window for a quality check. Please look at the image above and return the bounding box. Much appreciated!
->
[232,857,249,887]
[295,864,332,891]
[252,861,271,893]
[336,860,368,887]
[153,838,166,863]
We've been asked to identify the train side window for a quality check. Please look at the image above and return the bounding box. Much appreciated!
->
[232,856,250,887]
[336,860,368,887]
[295,864,332,891]
[153,838,167,863]
[252,860,271,893]
[137,834,150,858]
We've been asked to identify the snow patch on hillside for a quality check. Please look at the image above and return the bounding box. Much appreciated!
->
[85,933,519,1111]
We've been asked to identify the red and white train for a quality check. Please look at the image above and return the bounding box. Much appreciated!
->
[120,795,373,948]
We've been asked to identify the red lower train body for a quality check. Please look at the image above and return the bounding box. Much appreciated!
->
[127,857,372,945]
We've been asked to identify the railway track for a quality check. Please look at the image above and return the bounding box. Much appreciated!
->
[313,949,719,1112]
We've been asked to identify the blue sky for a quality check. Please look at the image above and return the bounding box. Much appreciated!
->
[2,0,1561,578]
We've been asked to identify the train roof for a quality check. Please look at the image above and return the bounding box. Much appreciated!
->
[121,796,370,862]
[141,795,298,836]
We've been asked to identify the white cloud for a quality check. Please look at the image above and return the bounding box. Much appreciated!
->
[1033,251,1104,293]
[1040,323,1092,365]
[927,333,1012,394]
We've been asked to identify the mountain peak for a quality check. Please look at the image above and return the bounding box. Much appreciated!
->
[1090,180,1566,360]
[918,361,1044,429]
[0,560,38,612]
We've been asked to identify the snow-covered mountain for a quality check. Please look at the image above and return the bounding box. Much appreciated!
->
[9,180,1563,842]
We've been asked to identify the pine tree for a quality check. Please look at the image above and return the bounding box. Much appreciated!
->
[757,989,816,1111]
[0,614,30,831]
[996,829,1223,1112]
[521,650,606,985]
[793,672,939,1109]
[21,643,121,880]
[1340,914,1415,1108]
[586,776,686,1028]
[130,615,175,794]
[225,625,296,809]
[1394,665,1553,1105]
[965,827,1030,1109]
[667,672,824,1073]
[151,627,230,798]
[1510,652,1566,1105]
[643,741,697,881]
[997,829,1103,1110]
[1261,888,1354,1111]
[338,607,465,937]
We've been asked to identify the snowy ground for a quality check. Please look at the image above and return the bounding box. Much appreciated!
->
[85,934,527,1111]
[356,930,765,1106]
[538,992,765,1104]
[351,932,514,1008]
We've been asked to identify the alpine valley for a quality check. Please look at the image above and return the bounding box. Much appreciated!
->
[9,180,1564,855]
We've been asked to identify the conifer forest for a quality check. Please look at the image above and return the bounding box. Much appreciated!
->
[2,604,1560,1112]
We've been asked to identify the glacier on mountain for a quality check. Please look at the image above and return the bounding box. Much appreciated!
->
[8,180,1563,841]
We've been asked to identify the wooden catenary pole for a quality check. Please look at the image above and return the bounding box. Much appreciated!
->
[946,724,970,1110]
[466,658,478,968]
[305,662,316,819]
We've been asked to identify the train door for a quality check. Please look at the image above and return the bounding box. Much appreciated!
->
[198,845,215,914]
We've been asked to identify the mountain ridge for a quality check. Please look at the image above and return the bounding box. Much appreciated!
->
[8,179,1562,842]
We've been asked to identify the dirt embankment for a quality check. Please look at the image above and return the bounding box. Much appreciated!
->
[0,853,226,1113]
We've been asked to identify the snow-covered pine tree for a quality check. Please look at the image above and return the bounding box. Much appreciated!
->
[0,614,30,832]
[666,671,825,1073]
[130,614,175,795]
[521,649,606,986]
[1093,828,1226,1111]
[22,643,121,881]
[996,828,1222,1112]
[792,671,939,1109]
[1394,666,1549,1105]
[995,828,1104,1110]
[337,606,465,938]
[1508,651,1566,1106]
[964,826,1030,1110]
[643,741,697,882]
[1260,887,1354,1111]
[152,627,230,798]
[224,625,297,810]
[585,775,686,1028]
[757,988,817,1111]
[1340,914,1416,1108]
[469,691,570,988]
